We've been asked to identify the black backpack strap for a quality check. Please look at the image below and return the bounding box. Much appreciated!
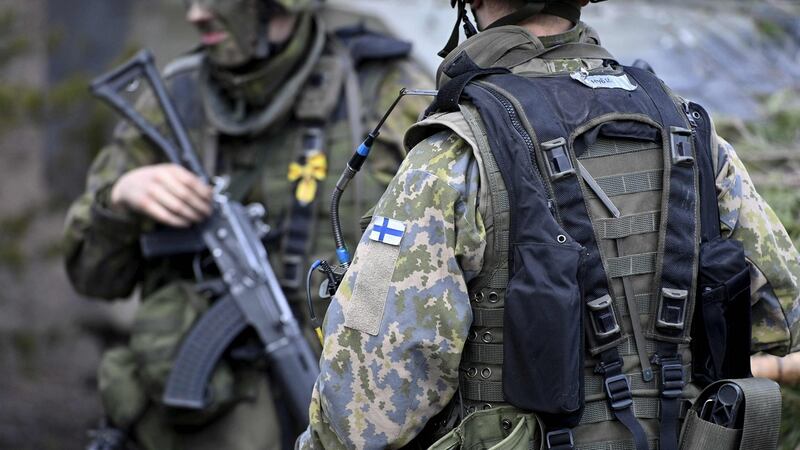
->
[426,52,511,115]
[690,102,722,242]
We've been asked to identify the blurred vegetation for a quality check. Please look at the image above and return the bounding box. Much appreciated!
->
[718,90,800,450]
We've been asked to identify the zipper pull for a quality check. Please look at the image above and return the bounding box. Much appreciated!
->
[683,102,698,130]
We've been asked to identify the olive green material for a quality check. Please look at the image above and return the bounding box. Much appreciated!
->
[428,407,543,450]
[98,347,148,429]
[128,281,239,427]
[64,5,432,449]
[134,368,280,450]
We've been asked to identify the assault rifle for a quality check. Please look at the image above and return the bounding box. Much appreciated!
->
[90,49,319,424]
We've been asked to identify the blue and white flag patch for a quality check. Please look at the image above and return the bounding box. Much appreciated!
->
[369,216,405,246]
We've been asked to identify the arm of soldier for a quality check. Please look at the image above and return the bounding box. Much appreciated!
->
[713,132,800,355]
[298,132,485,449]
[366,59,435,186]
[62,92,172,300]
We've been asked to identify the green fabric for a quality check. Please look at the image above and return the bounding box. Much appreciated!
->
[679,410,741,450]
[428,407,543,450]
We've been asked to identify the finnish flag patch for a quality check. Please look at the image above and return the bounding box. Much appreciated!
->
[369,216,405,246]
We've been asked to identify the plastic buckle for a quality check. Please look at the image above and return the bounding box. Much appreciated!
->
[587,294,621,339]
[661,363,685,399]
[604,373,634,411]
[670,126,694,166]
[546,429,574,449]
[657,288,688,330]
[542,138,575,179]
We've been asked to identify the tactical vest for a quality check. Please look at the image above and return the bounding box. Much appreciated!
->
[413,52,763,450]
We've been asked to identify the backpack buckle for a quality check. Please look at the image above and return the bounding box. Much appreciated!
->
[587,294,621,339]
[661,362,685,399]
[543,138,575,179]
[604,373,634,411]
[546,428,574,449]
[670,127,694,166]
[657,288,688,330]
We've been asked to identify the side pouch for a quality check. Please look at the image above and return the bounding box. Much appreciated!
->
[678,410,741,450]
[98,347,148,429]
[503,242,584,426]
[129,281,238,426]
[692,237,752,385]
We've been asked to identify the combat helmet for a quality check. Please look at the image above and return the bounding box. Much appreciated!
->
[440,0,607,56]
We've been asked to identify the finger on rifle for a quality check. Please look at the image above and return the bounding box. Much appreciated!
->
[141,195,191,228]
[150,185,205,223]
[158,171,213,217]
[168,165,214,200]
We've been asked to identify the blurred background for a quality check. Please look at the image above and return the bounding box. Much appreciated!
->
[1,0,800,448]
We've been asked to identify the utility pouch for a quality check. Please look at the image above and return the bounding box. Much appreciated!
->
[129,281,239,426]
[678,378,781,450]
[692,237,751,385]
[427,406,543,450]
[503,242,584,426]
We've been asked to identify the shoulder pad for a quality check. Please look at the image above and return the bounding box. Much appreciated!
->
[163,51,204,80]
[333,25,412,66]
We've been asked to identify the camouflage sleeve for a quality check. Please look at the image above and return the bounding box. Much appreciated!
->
[298,131,485,449]
[714,133,800,355]
[63,93,163,300]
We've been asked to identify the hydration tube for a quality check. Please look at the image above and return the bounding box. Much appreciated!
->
[331,88,438,267]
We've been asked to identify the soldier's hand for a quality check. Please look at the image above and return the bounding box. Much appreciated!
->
[110,163,213,227]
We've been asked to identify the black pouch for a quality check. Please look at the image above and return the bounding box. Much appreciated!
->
[503,241,584,427]
[692,237,752,386]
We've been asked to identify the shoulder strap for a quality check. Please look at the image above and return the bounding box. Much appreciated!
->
[426,52,511,115]
[689,102,722,242]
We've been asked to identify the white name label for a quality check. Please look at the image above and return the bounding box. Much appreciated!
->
[570,72,638,91]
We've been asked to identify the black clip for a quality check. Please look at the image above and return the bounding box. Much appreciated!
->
[657,288,688,330]
[587,294,621,339]
[670,127,694,166]
[546,428,575,449]
[543,138,575,179]
[661,362,685,399]
[604,373,634,411]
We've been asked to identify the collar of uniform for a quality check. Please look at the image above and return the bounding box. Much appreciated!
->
[436,21,603,87]
[200,12,325,136]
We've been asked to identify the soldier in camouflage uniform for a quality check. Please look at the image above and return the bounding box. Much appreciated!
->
[63,0,431,448]
[299,0,800,449]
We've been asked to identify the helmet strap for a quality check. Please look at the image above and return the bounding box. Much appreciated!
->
[438,0,478,58]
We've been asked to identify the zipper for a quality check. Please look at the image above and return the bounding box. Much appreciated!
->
[475,83,556,214]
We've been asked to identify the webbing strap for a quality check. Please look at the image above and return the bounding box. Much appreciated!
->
[463,343,504,365]
[584,363,691,397]
[461,378,505,403]
[576,439,659,450]
[580,397,669,425]
[472,307,505,328]
[614,293,652,317]
[428,52,511,114]
[581,138,661,160]
[592,170,663,198]
[598,352,649,450]
[606,253,657,278]
[596,212,660,240]
[733,378,781,450]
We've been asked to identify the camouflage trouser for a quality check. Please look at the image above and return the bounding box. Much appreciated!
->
[428,407,543,450]
[133,368,282,450]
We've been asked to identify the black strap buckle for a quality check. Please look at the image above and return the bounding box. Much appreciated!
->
[670,126,694,166]
[605,373,634,411]
[543,138,575,179]
[587,294,621,339]
[546,428,574,449]
[281,254,305,289]
[657,288,688,331]
[661,362,685,399]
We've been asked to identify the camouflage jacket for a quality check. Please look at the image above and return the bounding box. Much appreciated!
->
[299,23,800,449]
[64,9,431,313]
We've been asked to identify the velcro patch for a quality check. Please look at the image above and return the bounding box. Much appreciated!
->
[344,239,401,336]
[570,71,638,91]
[369,216,406,246]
